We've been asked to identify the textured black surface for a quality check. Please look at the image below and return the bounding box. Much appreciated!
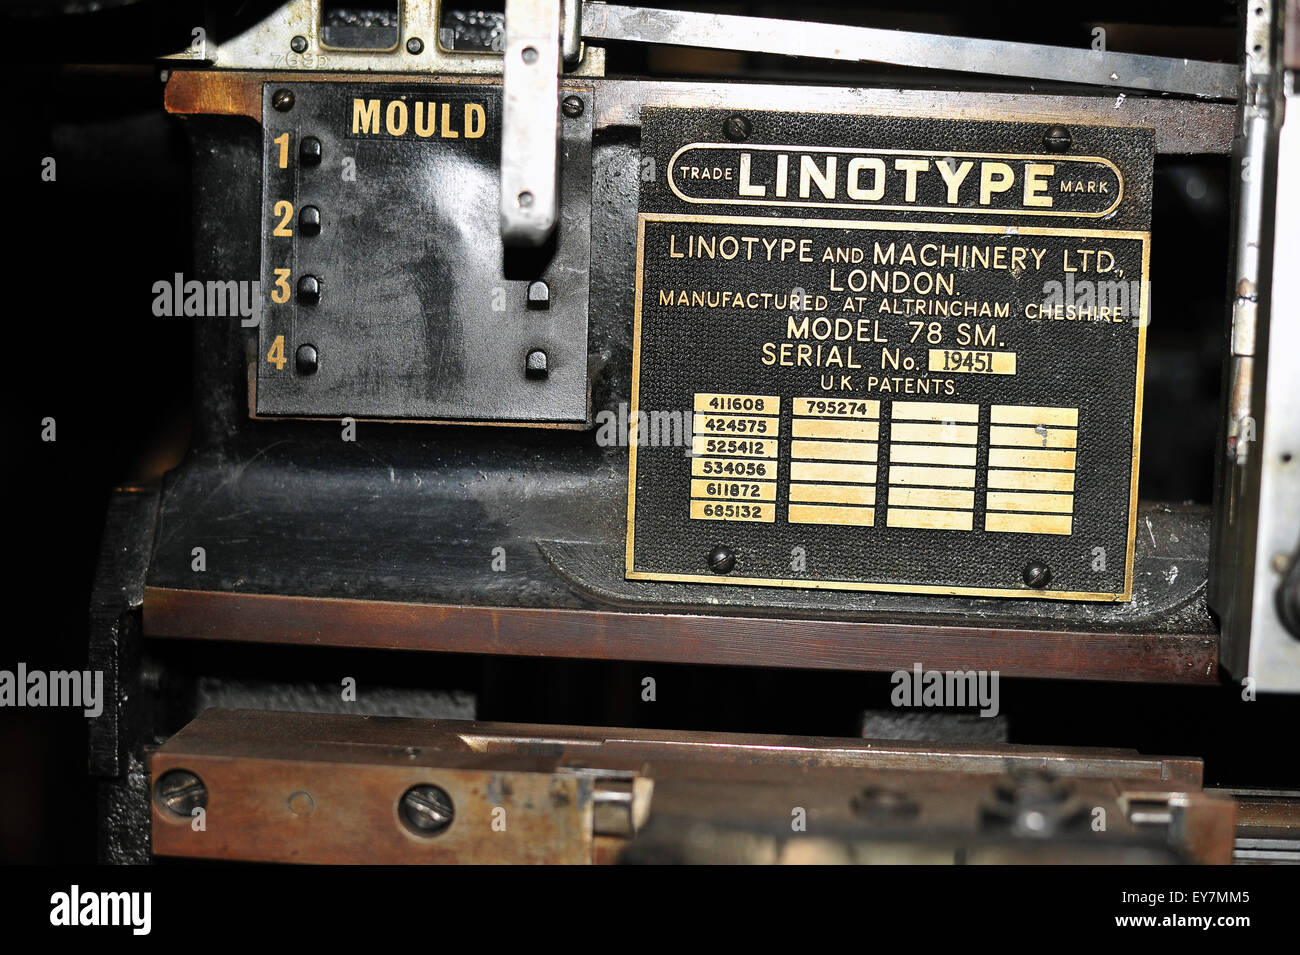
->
[256,82,592,422]
[629,108,1154,598]
[97,752,153,865]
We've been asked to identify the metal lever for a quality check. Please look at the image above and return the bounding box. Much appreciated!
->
[501,0,563,247]
[580,2,1238,100]
[501,1,1236,245]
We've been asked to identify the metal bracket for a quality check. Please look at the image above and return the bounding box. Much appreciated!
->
[501,0,564,247]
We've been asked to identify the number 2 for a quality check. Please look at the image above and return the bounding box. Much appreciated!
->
[272,200,294,236]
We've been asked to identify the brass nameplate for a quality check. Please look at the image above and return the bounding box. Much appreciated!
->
[626,109,1152,600]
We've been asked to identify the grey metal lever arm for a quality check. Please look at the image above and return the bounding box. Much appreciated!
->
[581,2,1238,99]
[501,0,563,248]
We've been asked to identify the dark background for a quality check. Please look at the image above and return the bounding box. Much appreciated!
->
[4,0,1295,865]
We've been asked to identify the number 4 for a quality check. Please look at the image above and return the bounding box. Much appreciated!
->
[266,334,287,370]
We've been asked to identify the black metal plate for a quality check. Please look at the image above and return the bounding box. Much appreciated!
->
[257,81,591,422]
[627,109,1154,600]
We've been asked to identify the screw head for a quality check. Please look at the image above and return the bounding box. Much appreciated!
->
[723,115,752,142]
[708,544,736,574]
[406,36,424,54]
[982,770,1081,837]
[852,786,921,820]
[154,770,208,819]
[287,791,315,816]
[299,136,323,167]
[525,349,549,379]
[297,203,321,235]
[562,95,584,118]
[1022,560,1052,588]
[296,274,320,305]
[1043,125,1072,152]
[295,343,319,375]
[290,35,308,54]
[299,205,321,236]
[526,280,550,309]
[399,784,455,836]
[271,88,295,112]
[998,769,1073,804]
